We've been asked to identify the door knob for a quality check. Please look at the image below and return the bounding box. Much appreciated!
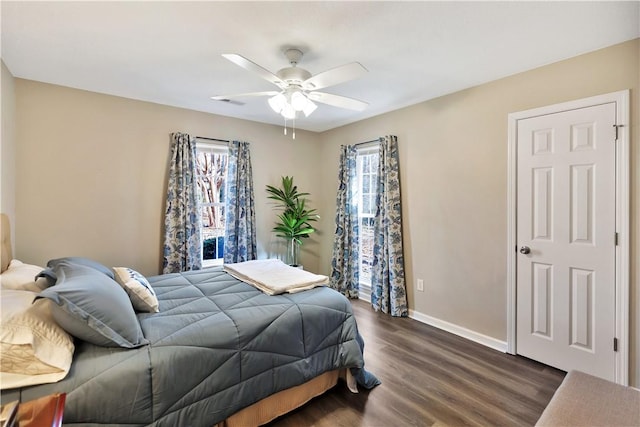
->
[519,246,531,255]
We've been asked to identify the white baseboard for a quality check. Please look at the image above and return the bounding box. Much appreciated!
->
[355,290,507,354]
[358,285,371,302]
[409,309,508,353]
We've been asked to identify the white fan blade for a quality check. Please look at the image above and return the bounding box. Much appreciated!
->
[308,92,368,111]
[211,91,279,101]
[222,54,287,89]
[302,62,368,91]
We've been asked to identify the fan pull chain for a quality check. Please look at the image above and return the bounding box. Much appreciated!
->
[281,116,296,139]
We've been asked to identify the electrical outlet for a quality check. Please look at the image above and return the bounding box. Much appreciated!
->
[417,279,424,292]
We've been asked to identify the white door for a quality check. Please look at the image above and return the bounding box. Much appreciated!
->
[516,102,617,380]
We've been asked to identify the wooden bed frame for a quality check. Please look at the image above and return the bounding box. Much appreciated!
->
[216,370,340,426]
[0,213,344,426]
[1,213,12,273]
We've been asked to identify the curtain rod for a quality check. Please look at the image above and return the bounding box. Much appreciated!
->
[196,136,230,143]
[354,138,382,147]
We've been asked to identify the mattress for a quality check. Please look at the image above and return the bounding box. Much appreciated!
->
[1,267,367,426]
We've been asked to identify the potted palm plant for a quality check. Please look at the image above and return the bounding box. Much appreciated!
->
[266,176,319,267]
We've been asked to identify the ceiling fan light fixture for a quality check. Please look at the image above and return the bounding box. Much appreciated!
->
[290,90,308,111]
[281,103,297,120]
[268,93,286,113]
[302,99,317,117]
[269,89,315,119]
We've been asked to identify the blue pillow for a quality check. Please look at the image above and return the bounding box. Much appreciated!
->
[47,257,115,279]
[38,261,147,348]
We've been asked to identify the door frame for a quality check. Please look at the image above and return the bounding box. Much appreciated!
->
[506,90,630,385]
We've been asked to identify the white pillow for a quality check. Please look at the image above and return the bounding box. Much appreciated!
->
[0,290,75,390]
[0,260,49,292]
[113,267,159,313]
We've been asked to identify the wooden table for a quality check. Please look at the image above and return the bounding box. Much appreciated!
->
[16,393,66,427]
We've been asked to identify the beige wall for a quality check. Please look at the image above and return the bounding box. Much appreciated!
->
[14,80,324,275]
[318,39,640,385]
[10,39,640,386]
[1,61,17,249]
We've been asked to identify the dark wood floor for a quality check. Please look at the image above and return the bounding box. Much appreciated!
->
[269,299,566,427]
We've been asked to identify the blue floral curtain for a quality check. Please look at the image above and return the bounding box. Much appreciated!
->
[330,145,360,298]
[371,135,408,316]
[224,141,257,263]
[162,132,202,273]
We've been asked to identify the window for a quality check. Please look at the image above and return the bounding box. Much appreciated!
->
[196,144,228,266]
[356,147,379,286]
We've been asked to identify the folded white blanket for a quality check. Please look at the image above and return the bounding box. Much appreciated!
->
[223,259,329,295]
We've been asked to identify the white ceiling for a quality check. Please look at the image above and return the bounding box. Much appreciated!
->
[2,1,639,132]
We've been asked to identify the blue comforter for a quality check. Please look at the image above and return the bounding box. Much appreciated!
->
[3,267,373,426]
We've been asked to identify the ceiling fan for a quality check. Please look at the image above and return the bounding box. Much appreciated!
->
[211,48,368,120]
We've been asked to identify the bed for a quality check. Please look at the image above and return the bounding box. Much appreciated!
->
[0,214,377,426]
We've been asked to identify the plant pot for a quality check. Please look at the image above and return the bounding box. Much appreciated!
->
[287,239,300,267]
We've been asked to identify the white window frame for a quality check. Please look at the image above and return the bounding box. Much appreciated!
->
[356,145,379,296]
[196,143,229,268]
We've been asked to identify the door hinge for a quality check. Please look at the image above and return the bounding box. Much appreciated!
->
[615,232,619,246]
[614,337,618,352]
[613,124,623,141]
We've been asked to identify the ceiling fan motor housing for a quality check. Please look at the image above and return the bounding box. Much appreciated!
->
[275,48,311,85]
[276,67,312,85]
